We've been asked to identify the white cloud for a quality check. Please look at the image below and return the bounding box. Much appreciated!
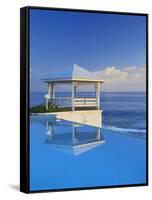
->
[94,66,146,92]
[30,65,146,92]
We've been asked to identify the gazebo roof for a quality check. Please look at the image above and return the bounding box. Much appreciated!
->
[45,141,104,156]
[42,64,104,83]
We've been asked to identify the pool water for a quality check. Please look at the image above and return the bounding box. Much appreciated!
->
[30,115,146,191]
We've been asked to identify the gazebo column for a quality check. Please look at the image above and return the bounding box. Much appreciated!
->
[71,82,77,111]
[51,83,55,99]
[95,82,100,110]
[74,83,77,97]
[46,82,51,110]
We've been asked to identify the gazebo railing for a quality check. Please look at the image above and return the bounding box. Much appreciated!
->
[47,97,72,108]
[74,98,97,107]
[47,97,97,108]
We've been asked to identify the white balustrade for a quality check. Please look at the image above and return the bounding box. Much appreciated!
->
[45,93,98,108]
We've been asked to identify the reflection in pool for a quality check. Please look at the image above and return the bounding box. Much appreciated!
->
[45,121,105,156]
[30,115,146,191]
[31,115,105,156]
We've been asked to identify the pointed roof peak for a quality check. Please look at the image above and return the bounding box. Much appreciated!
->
[42,64,104,83]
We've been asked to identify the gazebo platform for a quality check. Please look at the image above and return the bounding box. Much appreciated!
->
[31,110,102,128]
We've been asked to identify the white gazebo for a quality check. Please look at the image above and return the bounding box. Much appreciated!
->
[42,64,104,111]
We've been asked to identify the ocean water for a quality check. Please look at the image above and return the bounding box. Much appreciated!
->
[30,92,146,191]
[30,92,146,135]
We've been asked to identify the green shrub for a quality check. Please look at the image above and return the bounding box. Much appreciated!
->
[30,101,68,113]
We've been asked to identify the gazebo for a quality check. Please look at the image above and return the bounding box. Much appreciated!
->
[42,64,104,111]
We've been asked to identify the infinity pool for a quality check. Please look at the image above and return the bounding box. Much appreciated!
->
[29,115,146,191]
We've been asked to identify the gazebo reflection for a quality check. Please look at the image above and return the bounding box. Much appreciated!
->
[44,121,105,156]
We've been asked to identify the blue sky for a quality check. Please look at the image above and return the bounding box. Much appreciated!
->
[30,9,146,92]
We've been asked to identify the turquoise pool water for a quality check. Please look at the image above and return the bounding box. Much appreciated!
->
[30,115,146,191]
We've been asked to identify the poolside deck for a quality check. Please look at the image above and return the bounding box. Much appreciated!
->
[31,110,102,128]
